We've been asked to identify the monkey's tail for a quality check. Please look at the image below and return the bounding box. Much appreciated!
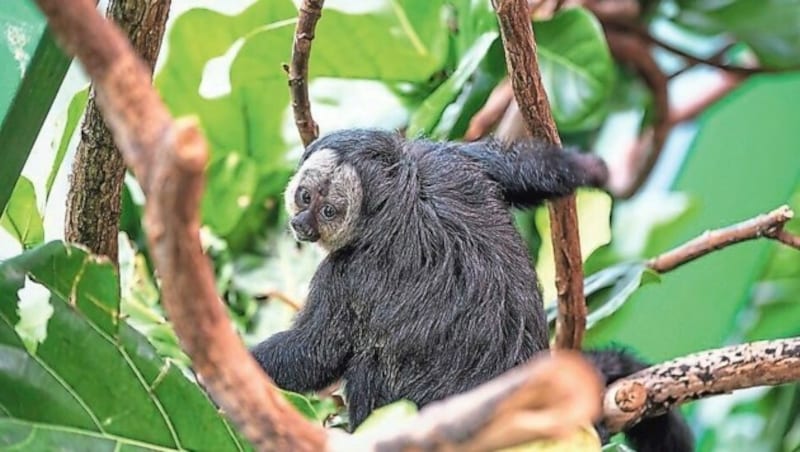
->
[584,349,694,452]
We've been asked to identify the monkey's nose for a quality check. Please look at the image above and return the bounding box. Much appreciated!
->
[290,216,320,242]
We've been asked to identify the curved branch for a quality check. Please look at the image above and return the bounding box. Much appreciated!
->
[287,0,324,147]
[493,0,588,350]
[604,338,800,433]
[647,205,796,273]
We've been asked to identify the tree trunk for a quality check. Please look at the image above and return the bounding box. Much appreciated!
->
[64,0,171,263]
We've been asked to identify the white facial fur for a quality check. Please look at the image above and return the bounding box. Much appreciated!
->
[284,148,363,251]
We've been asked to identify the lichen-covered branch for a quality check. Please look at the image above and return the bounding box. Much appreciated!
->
[286,0,324,146]
[647,205,797,273]
[34,0,327,450]
[65,0,171,263]
[493,0,587,350]
[603,338,800,433]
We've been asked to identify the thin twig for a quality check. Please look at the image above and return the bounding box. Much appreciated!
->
[286,0,324,147]
[256,290,302,311]
[604,338,800,433]
[604,29,670,199]
[604,20,774,75]
[493,0,588,350]
[647,205,796,273]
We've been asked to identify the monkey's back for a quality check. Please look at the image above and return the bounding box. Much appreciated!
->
[333,141,549,420]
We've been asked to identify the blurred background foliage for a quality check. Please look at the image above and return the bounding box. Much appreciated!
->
[0,0,799,450]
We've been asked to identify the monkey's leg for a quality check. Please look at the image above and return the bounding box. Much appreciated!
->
[458,139,608,208]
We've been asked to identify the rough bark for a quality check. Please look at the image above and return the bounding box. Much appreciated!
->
[493,0,587,350]
[287,0,324,146]
[647,205,796,273]
[64,0,171,263]
[604,338,800,433]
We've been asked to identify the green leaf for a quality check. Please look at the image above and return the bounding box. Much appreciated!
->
[46,84,89,199]
[279,390,318,421]
[585,263,660,329]
[202,153,259,236]
[534,8,615,132]
[0,176,43,248]
[0,8,71,214]
[0,241,249,451]
[407,31,499,137]
[674,0,800,69]
[354,399,418,434]
[0,418,174,451]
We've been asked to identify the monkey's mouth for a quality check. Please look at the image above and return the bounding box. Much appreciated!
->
[290,218,320,242]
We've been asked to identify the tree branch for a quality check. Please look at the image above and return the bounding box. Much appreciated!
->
[603,338,800,433]
[64,0,171,263]
[337,351,603,452]
[647,205,797,273]
[493,0,588,350]
[286,0,324,147]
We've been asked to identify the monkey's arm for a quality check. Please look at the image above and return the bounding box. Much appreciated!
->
[251,268,353,392]
[458,138,608,208]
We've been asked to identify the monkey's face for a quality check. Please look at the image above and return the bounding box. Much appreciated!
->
[284,148,363,251]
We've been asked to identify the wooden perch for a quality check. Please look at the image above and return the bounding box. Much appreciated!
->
[493,0,587,350]
[604,338,800,433]
[648,205,798,273]
[285,0,324,147]
[37,0,603,450]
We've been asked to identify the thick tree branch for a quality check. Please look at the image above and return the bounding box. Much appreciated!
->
[64,0,171,263]
[336,351,603,452]
[604,338,800,433]
[286,0,324,147]
[493,0,587,350]
[647,205,797,273]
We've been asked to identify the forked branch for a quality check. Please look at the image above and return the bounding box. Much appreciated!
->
[648,205,798,273]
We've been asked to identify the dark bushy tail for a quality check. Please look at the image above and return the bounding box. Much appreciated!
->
[585,349,694,452]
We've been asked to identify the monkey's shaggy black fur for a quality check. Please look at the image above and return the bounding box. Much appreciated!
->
[253,129,692,451]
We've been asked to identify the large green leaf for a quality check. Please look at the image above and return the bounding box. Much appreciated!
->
[674,0,800,69]
[0,176,43,249]
[406,31,499,137]
[46,84,89,199]
[586,73,800,362]
[534,8,615,132]
[0,2,71,214]
[0,241,249,451]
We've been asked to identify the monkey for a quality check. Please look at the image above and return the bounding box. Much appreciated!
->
[251,128,693,451]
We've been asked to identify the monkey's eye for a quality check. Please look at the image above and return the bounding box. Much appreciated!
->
[296,187,312,207]
[320,204,337,220]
